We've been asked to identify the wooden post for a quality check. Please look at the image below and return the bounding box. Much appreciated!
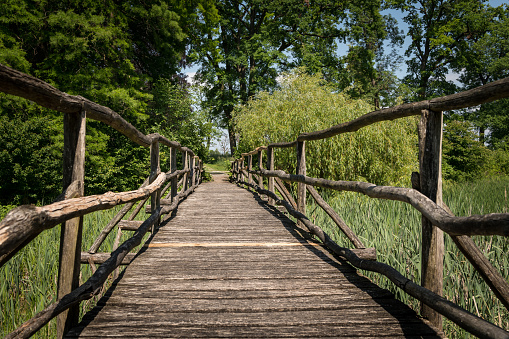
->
[418,109,444,330]
[240,157,245,183]
[296,141,306,227]
[257,150,264,190]
[248,155,253,188]
[191,156,196,187]
[57,110,86,338]
[170,147,177,203]
[267,147,275,205]
[150,140,160,232]
[182,151,189,191]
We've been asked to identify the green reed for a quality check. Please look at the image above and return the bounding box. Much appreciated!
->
[0,203,149,338]
[308,176,509,338]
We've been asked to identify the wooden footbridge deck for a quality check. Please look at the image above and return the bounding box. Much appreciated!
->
[66,174,441,338]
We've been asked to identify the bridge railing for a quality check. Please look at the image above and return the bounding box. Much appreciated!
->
[0,63,203,338]
[232,77,509,339]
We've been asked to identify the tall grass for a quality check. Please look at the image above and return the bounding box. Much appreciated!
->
[0,203,149,338]
[308,176,509,338]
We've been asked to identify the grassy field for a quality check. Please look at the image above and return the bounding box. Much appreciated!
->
[203,157,233,172]
[0,203,149,338]
[308,176,509,338]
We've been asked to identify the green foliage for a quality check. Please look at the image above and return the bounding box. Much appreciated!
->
[389,0,487,99]
[442,118,509,182]
[234,71,418,186]
[0,114,62,204]
[191,0,401,151]
[0,1,218,204]
[442,120,488,182]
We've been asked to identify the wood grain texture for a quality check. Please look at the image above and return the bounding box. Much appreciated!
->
[66,174,442,338]
[418,109,444,329]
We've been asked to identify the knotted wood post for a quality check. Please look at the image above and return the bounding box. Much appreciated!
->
[418,109,444,330]
[182,151,189,191]
[150,139,160,232]
[267,147,275,205]
[296,141,306,227]
[248,154,253,189]
[57,109,86,338]
[257,150,264,190]
[170,147,177,203]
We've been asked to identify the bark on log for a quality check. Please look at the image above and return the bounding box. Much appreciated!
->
[296,77,509,143]
[241,146,267,156]
[4,208,162,339]
[306,186,365,249]
[118,221,143,231]
[257,168,509,236]
[267,147,275,205]
[413,172,509,311]
[58,110,86,338]
[274,177,297,210]
[296,141,306,228]
[418,109,444,329]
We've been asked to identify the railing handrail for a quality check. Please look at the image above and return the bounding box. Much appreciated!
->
[0,63,195,155]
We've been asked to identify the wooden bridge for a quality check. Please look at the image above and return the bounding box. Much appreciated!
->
[1,64,509,338]
[66,173,441,338]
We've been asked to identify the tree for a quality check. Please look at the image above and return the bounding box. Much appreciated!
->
[390,0,486,100]
[0,0,218,203]
[451,4,509,146]
[234,70,418,186]
[190,0,352,154]
[342,0,405,109]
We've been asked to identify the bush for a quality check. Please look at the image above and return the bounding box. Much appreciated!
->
[234,70,418,186]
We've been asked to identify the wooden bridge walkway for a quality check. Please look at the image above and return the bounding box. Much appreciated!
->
[66,174,442,338]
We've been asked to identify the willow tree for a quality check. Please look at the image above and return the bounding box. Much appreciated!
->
[234,71,418,186]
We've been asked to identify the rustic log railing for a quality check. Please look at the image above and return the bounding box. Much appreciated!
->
[0,64,203,339]
[232,76,509,339]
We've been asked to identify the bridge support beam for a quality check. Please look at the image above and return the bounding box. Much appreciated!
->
[248,155,253,188]
[57,109,86,338]
[418,109,444,331]
[182,151,189,192]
